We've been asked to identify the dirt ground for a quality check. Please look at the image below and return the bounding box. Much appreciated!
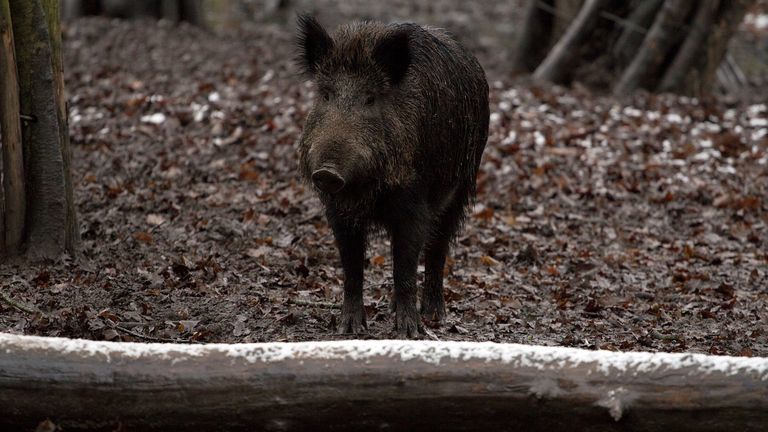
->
[1,4,766,356]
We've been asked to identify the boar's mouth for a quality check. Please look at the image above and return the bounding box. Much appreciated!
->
[307,149,378,196]
[311,166,377,199]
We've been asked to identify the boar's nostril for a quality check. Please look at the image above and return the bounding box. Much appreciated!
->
[312,167,346,193]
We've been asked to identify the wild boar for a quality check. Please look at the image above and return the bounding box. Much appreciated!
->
[297,15,489,337]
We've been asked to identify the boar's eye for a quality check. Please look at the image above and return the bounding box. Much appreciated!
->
[364,95,375,106]
[318,88,332,101]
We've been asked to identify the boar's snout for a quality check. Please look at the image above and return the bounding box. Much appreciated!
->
[312,166,346,194]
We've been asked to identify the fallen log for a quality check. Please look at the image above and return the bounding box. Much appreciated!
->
[0,333,766,431]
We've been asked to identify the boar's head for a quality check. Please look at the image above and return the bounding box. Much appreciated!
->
[296,15,417,202]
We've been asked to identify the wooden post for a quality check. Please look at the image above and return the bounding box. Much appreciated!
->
[0,0,25,256]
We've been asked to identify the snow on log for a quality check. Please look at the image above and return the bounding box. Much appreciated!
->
[1,333,767,431]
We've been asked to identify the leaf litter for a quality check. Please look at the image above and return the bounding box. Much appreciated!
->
[0,9,765,356]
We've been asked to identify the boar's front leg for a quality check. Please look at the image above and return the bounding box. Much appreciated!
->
[391,214,427,338]
[331,220,368,334]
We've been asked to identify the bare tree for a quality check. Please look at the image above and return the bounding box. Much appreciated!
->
[0,0,25,255]
[0,0,77,260]
[514,0,755,96]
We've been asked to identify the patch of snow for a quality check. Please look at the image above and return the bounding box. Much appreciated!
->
[140,113,166,125]
[665,113,684,124]
[261,69,275,83]
[747,104,766,116]
[745,13,768,30]
[1,334,766,381]
[501,130,517,145]
[622,107,642,118]
[752,129,767,141]
[717,165,737,175]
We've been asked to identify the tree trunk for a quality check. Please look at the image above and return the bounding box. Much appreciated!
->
[691,0,752,96]
[44,0,78,253]
[8,0,77,259]
[512,0,555,74]
[533,0,610,84]
[517,0,754,96]
[1,335,768,431]
[553,0,585,40]
[611,0,663,69]
[178,0,204,27]
[613,0,695,95]
[657,1,720,93]
[0,0,25,256]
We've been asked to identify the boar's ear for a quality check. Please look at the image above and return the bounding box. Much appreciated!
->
[373,27,412,85]
[296,14,333,75]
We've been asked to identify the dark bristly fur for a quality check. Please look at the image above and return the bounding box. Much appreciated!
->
[296,14,489,338]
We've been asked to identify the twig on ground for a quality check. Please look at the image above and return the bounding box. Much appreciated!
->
[114,325,194,343]
[651,330,681,341]
[288,298,341,309]
[148,219,168,234]
[0,291,37,314]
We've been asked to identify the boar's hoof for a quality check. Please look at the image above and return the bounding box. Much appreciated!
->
[312,167,345,194]
[395,307,423,339]
[338,306,367,334]
[420,299,446,324]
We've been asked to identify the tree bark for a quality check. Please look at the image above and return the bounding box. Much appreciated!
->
[533,0,610,84]
[43,0,78,253]
[178,0,204,27]
[1,335,767,431]
[695,0,753,96]
[657,0,720,93]
[0,0,25,255]
[611,0,663,69]
[613,0,695,95]
[512,0,555,74]
[553,0,585,40]
[9,0,76,259]
[519,0,750,96]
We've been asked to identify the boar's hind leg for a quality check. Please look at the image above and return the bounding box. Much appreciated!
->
[422,200,464,323]
[331,221,368,334]
[391,216,427,338]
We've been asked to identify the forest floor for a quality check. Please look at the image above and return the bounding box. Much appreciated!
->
[0,11,766,356]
